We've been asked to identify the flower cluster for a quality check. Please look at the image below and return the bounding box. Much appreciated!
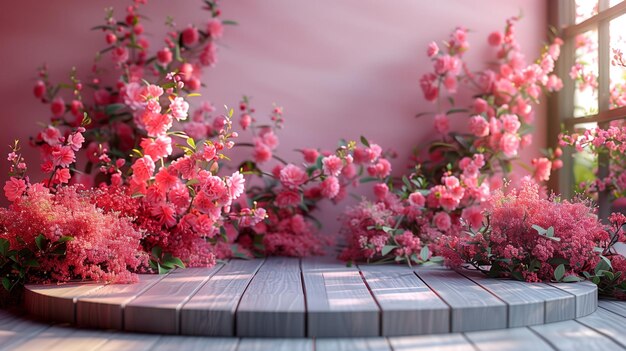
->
[341,16,563,265]
[440,179,607,282]
[223,98,390,258]
[559,121,626,198]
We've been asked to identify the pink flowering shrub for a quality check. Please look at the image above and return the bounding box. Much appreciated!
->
[439,179,607,282]
[221,98,391,258]
[341,16,563,265]
[0,141,146,291]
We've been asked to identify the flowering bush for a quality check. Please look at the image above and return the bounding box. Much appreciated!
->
[340,16,563,265]
[222,97,391,258]
[1,137,147,291]
[439,179,607,282]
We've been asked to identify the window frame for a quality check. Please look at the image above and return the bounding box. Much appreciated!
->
[549,0,626,219]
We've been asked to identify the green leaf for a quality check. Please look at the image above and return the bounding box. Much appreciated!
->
[222,19,238,25]
[554,264,565,282]
[35,234,46,251]
[152,246,163,259]
[446,108,469,115]
[24,258,40,267]
[186,137,196,150]
[1,277,11,291]
[57,236,74,243]
[381,245,397,256]
[595,255,612,275]
[562,275,582,283]
[429,256,444,263]
[546,226,555,238]
[157,263,170,275]
[420,246,430,262]
[511,271,524,281]
[104,103,127,116]
[0,238,9,256]
[360,135,370,148]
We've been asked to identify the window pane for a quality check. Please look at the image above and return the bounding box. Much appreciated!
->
[610,14,626,109]
[572,30,599,117]
[572,122,598,196]
[576,0,598,24]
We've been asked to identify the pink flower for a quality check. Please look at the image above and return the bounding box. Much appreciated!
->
[532,157,552,182]
[434,113,449,134]
[182,26,200,46]
[409,192,426,207]
[33,80,46,99]
[367,159,392,178]
[240,114,252,130]
[279,164,308,189]
[488,31,503,46]
[170,97,189,121]
[143,112,172,137]
[276,189,301,208]
[320,176,340,199]
[111,46,129,64]
[462,206,484,230]
[50,97,66,117]
[207,18,224,38]
[322,155,343,177]
[151,203,177,228]
[499,132,520,157]
[51,146,75,167]
[420,73,439,102]
[520,133,533,147]
[67,132,85,152]
[474,98,488,113]
[373,183,389,200]
[253,142,272,163]
[41,126,62,146]
[140,135,172,161]
[131,156,155,182]
[433,211,452,231]
[54,168,71,184]
[200,42,218,67]
[156,48,173,67]
[434,55,460,75]
[301,148,319,163]
[427,41,439,57]
[260,130,279,150]
[443,74,457,93]
[154,168,178,192]
[500,114,521,133]
[4,177,26,202]
[227,171,245,200]
[469,115,489,137]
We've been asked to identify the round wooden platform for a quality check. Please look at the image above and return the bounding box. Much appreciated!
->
[23,257,598,338]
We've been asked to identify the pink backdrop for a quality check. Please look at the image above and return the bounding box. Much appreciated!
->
[0,0,547,232]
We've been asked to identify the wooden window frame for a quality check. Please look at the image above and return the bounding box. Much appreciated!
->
[549,0,626,219]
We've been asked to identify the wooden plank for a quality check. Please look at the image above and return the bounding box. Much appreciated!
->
[464,327,554,351]
[0,312,50,350]
[548,281,597,317]
[461,271,575,326]
[236,257,305,337]
[303,257,379,337]
[93,333,161,351]
[415,268,507,332]
[124,266,222,334]
[76,273,167,330]
[530,320,624,350]
[315,338,391,351]
[598,299,626,317]
[24,283,105,323]
[180,259,264,336]
[150,335,239,351]
[359,264,449,335]
[236,339,313,351]
[388,334,474,351]
[576,307,626,348]
[35,329,112,351]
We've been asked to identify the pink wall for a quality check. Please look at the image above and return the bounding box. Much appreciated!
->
[0,0,547,231]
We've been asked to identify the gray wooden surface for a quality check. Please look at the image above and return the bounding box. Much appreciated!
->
[125,266,222,334]
[236,257,306,337]
[4,299,626,351]
[303,257,379,337]
[415,267,507,332]
[22,258,598,337]
[359,264,449,335]
[181,259,264,336]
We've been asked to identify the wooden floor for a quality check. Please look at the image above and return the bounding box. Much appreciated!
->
[1,299,625,350]
[23,257,597,337]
